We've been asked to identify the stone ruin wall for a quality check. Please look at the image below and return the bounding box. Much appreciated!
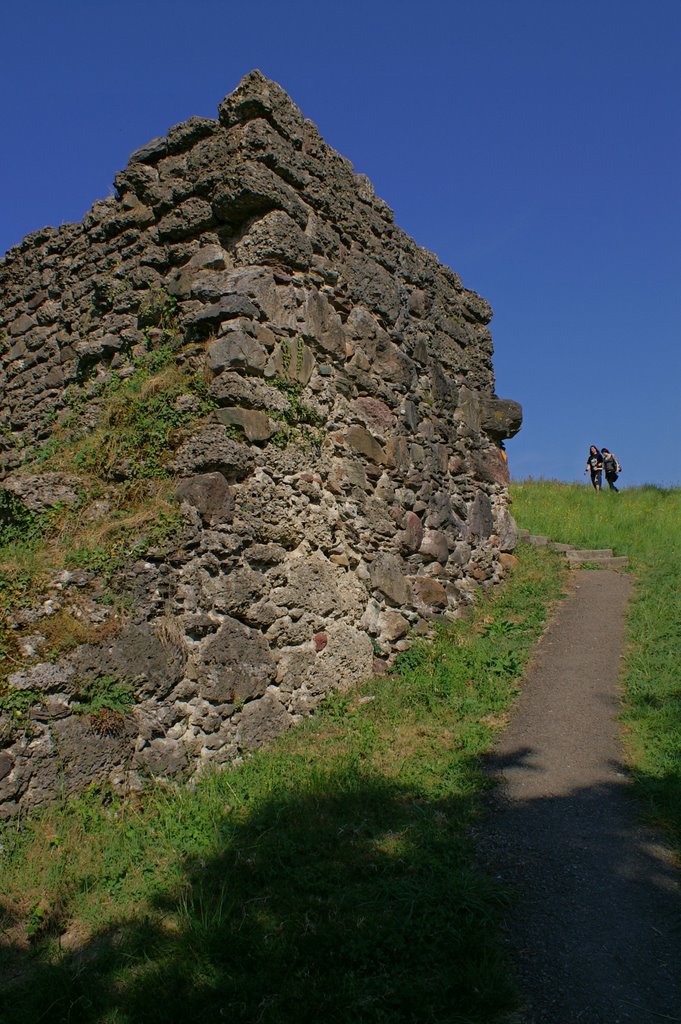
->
[0,71,522,815]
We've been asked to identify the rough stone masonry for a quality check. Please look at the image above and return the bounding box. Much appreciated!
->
[0,71,521,815]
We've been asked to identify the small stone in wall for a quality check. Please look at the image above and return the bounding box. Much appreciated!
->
[167,244,231,297]
[50,715,134,793]
[8,662,75,693]
[400,398,420,432]
[206,331,267,374]
[0,751,14,782]
[197,616,276,704]
[265,338,316,385]
[378,610,409,642]
[495,508,519,552]
[29,698,70,723]
[8,313,37,337]
[471,448,510,486]
[451,541,472,567]
[361,598,382,636]
[478,397,522,441]
[209,370,289,414]
[2,473,83,512]
[209,568,270,621]
[386,436,410,473]
[313,631,328,652]
[419,529,449,563]
[174,472,234,526]
[69,623,185,702]
[234,210,313,270]
[369,553,411,607]
[167,426,257,479]
[215,407,275,442]
[271,551,365,618]
[136,737,189,776]
[411,577,448,609]
[245,543,288,567]
[236,691,291,750]
[157,197,214,242]
[186,296,260,337]
[344,425,386,465]
[468,491,494,539]
[350,396,394,436]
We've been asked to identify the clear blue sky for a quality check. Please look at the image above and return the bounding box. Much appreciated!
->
[2,0,679,487]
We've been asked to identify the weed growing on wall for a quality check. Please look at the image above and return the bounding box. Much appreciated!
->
[65,502,184,586]
[90,275,131,315]
[136,285,186,358]
[0,564,44,686]
[0,490,42,548]
[71,365,215,481]
[33,343,215,481]
[269,377,325,449]
[0,687,39,741]
[73,674,134,737]
[271,378,325,427]
[137,286,180,334]
[0,345,203,690]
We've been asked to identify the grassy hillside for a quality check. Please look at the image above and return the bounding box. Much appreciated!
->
[2,479,678,1023]
[511,480,681,850]
[0,543,566,1024]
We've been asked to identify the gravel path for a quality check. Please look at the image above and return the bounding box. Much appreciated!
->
[479,568,681,1023]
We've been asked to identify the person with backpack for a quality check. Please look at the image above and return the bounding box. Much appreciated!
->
[601,447,621,491]
[584,445,603,491]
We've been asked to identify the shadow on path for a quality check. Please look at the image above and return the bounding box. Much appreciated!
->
[476,568,681,1024]
[478,747,681,1023]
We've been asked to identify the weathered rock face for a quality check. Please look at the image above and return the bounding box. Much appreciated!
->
[0,71,521,816]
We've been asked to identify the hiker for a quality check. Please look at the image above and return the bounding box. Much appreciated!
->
[584,445,603,491]
[601,447,621,491]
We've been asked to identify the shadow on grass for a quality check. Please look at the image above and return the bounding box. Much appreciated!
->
[0,768,517,1024]
[477,746,681,1023]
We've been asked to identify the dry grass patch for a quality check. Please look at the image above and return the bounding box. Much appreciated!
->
[39,608,108,655]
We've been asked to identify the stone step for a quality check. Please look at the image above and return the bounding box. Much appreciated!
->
[520,532,628,569]
[568,554,630,570]
[566,549,614,562]
[525,534,550,547]
[520,533,628,568]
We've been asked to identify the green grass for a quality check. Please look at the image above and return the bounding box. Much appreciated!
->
[0,544,566,1024]
[67,363,215,482]
[6,478,676,1021]
[511,480,681,850]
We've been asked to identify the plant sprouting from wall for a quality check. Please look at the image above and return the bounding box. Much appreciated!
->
[138,287,181,337]
[268,377,325,450]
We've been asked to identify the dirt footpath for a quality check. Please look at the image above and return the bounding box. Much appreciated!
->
[479,569,681,1023]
